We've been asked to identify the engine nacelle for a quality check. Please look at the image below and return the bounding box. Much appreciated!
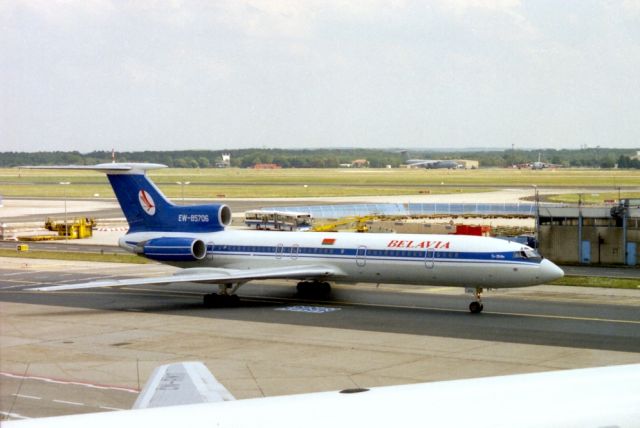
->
[129,202,232,233]
[142,237,207,262]
[166,203,232,233]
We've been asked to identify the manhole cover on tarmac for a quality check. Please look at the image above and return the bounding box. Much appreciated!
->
[275,305,341,314]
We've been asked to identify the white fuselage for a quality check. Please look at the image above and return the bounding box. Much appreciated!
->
[120,230,563,288]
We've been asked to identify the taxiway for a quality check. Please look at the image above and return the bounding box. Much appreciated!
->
[1,257,639,420]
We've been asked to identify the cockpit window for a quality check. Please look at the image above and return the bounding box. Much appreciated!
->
[514,247,542,262]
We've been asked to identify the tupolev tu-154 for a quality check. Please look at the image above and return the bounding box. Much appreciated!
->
[25,163,563,313]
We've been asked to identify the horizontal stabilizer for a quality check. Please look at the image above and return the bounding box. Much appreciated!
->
[22,163,167,174]
[133,362,235,409]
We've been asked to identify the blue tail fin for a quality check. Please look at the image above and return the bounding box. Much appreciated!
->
[24,163,231,233]
[107,172,231,233]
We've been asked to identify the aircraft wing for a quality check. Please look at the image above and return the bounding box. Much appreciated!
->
[28,265,343,292]
[4,363,640,427]
[133,362,234,409]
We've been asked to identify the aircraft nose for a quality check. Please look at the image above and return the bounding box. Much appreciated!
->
[539,259,564,283]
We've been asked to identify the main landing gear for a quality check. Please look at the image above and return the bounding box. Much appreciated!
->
[469,287,484,314]
[203,284,241,308]
[296,281,331,297]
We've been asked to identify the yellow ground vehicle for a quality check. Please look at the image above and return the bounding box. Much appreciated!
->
[18,217,96,241]
[44,217,96,239]
[311,216,374,233]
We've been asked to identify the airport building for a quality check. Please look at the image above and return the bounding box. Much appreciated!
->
[538,200,640,266]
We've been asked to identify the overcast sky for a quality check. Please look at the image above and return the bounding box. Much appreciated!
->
[2,0,640,152]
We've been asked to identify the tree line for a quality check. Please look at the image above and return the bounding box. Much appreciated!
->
[0,148,638,169]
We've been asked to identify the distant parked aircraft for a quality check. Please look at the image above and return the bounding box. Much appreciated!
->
[405,159,462,169]
[529,153,563,170]
[400,150,462,169]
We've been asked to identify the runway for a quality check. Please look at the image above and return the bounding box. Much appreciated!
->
[2,258,640,421]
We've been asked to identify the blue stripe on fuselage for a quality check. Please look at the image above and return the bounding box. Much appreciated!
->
[124,241,540,264]
[202,245,540,264]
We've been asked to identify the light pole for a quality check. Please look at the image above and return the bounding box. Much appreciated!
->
[60,181,70,242]
[176,181,190,204]
[532,185,539,250]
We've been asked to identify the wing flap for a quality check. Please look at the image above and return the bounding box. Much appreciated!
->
[133,362,234,409]
[28,265,343,292]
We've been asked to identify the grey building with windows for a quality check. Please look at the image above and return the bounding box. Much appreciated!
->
[538,200,639,266]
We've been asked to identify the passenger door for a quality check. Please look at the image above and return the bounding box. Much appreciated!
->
[425,249,434,269]
[356,246,367,267]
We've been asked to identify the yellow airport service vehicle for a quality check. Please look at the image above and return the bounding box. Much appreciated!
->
[16,243,29,251]
[311,216,375,233]
[44,217,96,239]
[18,217,96,241]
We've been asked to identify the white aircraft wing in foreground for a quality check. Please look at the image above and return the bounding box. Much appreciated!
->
[5,363,640,427]
[132,362,235,409]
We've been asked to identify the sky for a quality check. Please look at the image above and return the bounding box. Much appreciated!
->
[2,0,640,152]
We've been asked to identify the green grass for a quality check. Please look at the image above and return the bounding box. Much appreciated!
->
[1,167,638,199]
[550,275,640,289]
[0,183,485,199]
[0,249,152,264]
[546,192,640,205]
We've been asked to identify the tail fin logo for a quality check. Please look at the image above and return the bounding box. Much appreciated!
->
[138,190,156,216]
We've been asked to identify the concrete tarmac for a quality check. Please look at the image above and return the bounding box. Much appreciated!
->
[1,257,639,421]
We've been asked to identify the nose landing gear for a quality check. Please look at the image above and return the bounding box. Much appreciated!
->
[469,287,484,314]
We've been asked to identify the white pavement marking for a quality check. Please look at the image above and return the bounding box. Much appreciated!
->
[0,372,139,393]
[53,399,85,406]
[275,305,341,314]
[99,406,126,411]
[0,411,29,419]
[2,272,37,277]
[12,393,42,400]
[1,284,41,290]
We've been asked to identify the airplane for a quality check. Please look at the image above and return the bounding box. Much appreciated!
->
[530,153,563,170]
[405,158,462,169]
[24,163,564,313]
[4,361,640,427]
[400,150,463,169]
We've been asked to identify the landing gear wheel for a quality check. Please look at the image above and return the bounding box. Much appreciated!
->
[203,293,240,308]
[226,294,240,307]
[468,287,484,314]
[296,281,331,297]
[203,293,216,307]
[320,281,331,295]
[469,301,483,314]
[296,281,309,294]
